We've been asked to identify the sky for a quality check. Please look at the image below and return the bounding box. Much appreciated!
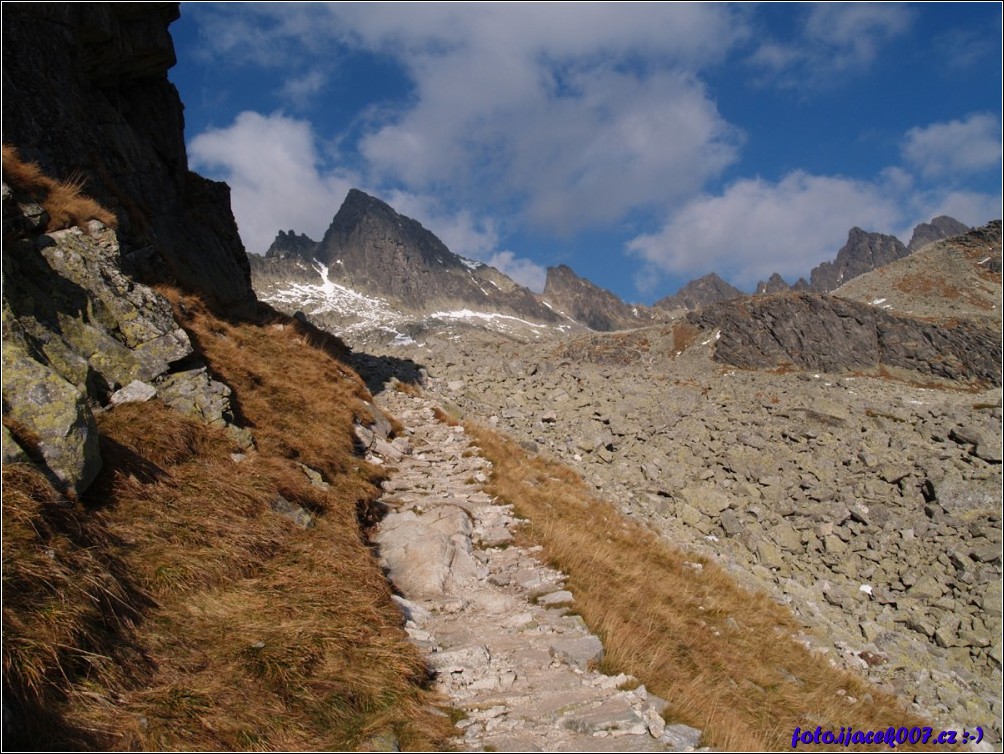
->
[170,2,1002,304]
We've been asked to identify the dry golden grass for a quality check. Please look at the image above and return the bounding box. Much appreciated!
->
[466,424,934,751]
[2,144,117,231]
[2,291,453,750]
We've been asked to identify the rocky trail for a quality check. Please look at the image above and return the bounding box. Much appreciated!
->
[364,388,705,752]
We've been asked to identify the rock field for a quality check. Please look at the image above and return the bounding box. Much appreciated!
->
[351,321,1002,746]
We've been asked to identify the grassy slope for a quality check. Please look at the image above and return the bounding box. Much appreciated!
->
[467,423,934,751]
[2,291,451,750]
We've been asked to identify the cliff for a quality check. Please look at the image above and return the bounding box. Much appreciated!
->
[1,3,256,317]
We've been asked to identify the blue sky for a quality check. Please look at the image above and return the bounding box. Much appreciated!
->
[171,3,1002,304]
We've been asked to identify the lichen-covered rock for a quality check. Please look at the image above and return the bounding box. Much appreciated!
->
[1,338,100,495]
[155,368,233,427]
[3,194,193,398]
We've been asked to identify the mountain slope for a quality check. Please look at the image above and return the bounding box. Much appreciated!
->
[315,189,562,322]
[542,264,651,331]
[835,219,1002,324]
[250,190,571,340]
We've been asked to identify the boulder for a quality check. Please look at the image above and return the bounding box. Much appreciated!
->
[1,338,101,495]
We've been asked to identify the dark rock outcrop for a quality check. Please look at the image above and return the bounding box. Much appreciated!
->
[266,229,318,260]
[908,215,971,251]
[655,273,743,312]
[809,228,909,293]
[687,292,1001,385]
[755,273,790,296]
[1,3,256,317]
[542,264,648,331]
[2,4,255,494]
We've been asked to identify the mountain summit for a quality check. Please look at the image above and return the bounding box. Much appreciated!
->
[250,189,564,332]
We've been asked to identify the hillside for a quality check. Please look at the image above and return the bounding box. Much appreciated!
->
[834,221,1002,324]
[4,4,1002,752]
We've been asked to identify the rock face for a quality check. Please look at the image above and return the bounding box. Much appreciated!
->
[320,189,563,321]
[542,264,649,331]
[654,272,743,311]
[687,292,1002,386]
[253,189,564,325]
[1,3,256,317]
[809,228,910,293]
[755,272,790,296]
[265,229,318,260]
[908,215,971,251]
[2,4,254,495]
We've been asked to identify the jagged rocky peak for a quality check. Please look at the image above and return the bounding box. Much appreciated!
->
[655,272,743,311]
[755,272,790,296]
[908,215,971,251]
[542,264,646,331]
[263,188,561,323]
[266,229,318,260]
[809,227,909,293]
[318,188,461,271]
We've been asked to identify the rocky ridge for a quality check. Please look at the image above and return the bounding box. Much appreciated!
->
[745,217,971,301]
[909,215,972,252]
[687,291,1001,386]
[835,221,1002,324]
[654,272,743,312]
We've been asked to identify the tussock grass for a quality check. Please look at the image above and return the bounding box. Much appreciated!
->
[466,424,933,751]
[3,291,453,750]
[2,144,117,231]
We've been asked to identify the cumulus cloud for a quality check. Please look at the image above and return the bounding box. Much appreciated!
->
[188,111,358,253]
[189,4,748,236]
[901,113,1002,178]
[626,171,906,289]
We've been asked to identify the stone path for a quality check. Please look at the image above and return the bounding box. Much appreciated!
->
[365,388,705,752]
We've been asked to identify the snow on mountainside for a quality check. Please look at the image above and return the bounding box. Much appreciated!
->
[260,259,573,345]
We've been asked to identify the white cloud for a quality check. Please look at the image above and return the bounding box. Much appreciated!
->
[484,251,548,292]
[188,111,357,253]
[750,4,912,85]
[280,70,328,108]
[627,171,905,289]
[901,113,1002,178]
[190,4,748,237]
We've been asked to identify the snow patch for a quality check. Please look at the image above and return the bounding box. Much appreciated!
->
[429,309,549,329]
[870,297,887,306]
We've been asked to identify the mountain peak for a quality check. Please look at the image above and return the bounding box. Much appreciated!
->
[542,264,647,331]
[908,215,970,251]
[265,229,317,259]
[654,272,743,311]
